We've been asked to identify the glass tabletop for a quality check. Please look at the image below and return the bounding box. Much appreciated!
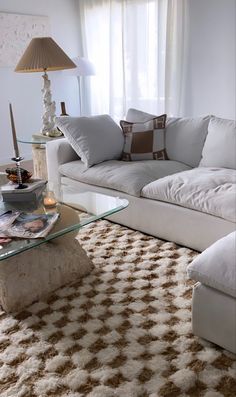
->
[17,135,64,145]
[0,185,128,261]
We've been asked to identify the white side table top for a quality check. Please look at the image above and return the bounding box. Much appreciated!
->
[17,134,64,145]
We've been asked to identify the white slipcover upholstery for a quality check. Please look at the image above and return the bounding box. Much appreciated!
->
[126,108,158,123]
[187,232,236,298]
[192,283,236,354]
[60,177,235,252]
[59,159,190,197]
[56,115,124,168]
[142,167,236,222]
[188,232,236,353]
[166,116,210,167]
[46,138,79,188]
[46,111,236,251]
[200,116,236,169]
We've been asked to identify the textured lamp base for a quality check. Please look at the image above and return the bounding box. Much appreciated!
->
[41,71,57,136]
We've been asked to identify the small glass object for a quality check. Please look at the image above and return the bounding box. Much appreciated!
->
[11,156,28,189]
[45,129,63,138]
[43,190,57,209]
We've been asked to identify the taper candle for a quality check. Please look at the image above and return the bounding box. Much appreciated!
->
[9,103,19,158]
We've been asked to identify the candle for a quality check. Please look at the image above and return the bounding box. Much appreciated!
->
[9,103,19,158]
[43,191,57,208]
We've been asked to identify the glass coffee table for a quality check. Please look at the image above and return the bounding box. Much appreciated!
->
[0,182,128,313]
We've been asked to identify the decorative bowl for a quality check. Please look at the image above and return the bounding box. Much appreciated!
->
[5,167,32,183]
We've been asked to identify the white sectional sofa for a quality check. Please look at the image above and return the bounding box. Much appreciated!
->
[46,109,236,252]
[47,109,236,353]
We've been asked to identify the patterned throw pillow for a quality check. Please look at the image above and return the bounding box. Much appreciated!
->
[120,114,167,161]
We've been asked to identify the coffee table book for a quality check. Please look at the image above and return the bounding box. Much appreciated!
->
[1,179,47,202]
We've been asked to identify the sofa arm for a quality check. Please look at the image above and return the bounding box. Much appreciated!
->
[46,138,79,188]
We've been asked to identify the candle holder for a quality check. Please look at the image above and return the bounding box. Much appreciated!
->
[43,189,58,209]
[11,156,28,189]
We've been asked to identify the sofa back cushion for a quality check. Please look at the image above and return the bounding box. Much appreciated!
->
[126,108,158,123]
[56,115,124,168]
[166,116,210,167]
[126,109,210,167]
[120,115,167,161]
[199,116,236,169]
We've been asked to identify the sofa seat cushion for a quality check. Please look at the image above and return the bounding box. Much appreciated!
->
[187,231,236,298]
[59,159,191,197]
[141,167,236,222]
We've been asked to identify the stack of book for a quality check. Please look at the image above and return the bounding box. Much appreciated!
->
[1,179,47,202]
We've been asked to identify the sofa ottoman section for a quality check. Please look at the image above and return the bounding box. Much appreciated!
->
[187,232,236,353]
[191,282,236,353]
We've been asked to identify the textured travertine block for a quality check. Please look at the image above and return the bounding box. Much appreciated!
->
[0,235,93,313]
[32,146,48,179]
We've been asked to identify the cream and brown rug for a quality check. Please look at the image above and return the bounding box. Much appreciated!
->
[0,220,235,397]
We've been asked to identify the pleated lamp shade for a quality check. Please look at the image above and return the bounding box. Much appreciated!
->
[15,37,76,72]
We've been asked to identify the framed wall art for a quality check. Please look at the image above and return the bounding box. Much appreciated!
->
[0,12,50,67]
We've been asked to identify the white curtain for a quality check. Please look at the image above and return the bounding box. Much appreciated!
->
[78,0,188,119]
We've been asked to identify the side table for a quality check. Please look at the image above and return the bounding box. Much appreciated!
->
[18,134,63,180]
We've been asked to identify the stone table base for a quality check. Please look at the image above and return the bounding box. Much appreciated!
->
[0,206,93,313]
[32,145,48,180]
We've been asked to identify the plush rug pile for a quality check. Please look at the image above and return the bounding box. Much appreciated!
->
[0,220,236,397]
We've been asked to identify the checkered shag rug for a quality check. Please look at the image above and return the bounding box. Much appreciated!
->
[0,220,236,397]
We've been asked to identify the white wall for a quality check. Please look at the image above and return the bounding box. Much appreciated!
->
[185,0,236,119]
[0,0,80,164]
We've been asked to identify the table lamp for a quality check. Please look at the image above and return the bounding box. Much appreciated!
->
[15,37,76,137]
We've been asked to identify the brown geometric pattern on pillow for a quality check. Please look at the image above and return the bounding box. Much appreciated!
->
[131,130,153,153]
[120,114,167,161]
